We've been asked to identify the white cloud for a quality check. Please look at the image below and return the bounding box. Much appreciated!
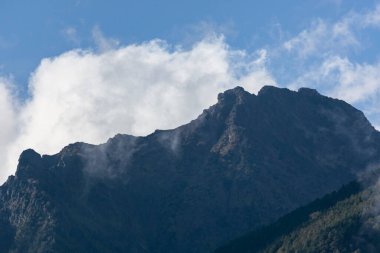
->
[0,79,18,180]
[322,58,380,103]
[361,4,380,27]
[290,56,380,102]
[1,36,275,183]
[283,5,380,58]
[289,55,380,129]
[283,19,358,58]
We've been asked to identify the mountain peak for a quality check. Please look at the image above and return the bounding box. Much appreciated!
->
[217,86,322,104]
[16,149,42,179]
[18,149,41,164]
[298,87,320,96]
[257,85,322,98]
[257,85,282,95]
[217,86,252,105]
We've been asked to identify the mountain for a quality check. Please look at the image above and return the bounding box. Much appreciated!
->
[214,172,380,253]
[0,86,379,253]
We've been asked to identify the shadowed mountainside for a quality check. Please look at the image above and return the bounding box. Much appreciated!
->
[0,86,380,253]
[214,171,380,253]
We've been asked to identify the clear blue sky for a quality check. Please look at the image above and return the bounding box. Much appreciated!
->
[1,0,378,87]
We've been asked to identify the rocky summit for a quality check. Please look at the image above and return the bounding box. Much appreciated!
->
[0,86,379,253]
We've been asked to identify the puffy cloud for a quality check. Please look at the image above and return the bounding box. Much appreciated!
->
[0,79,18,180]
[321,58,380,104]
[2,36,275,183]
[289,56,378,100]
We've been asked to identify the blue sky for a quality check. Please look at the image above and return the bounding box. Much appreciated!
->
[0,0,380,181]
[1,0,378,87]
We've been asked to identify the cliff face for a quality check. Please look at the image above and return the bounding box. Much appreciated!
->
[0,86,379,253]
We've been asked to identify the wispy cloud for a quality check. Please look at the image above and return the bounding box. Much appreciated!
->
[173,20,237,47]
[62,27,81,46]
[290,56,380,105]
[283,18,358,58]
[92,26,120,51]
[282,4,380,129]
[283,4,380,59]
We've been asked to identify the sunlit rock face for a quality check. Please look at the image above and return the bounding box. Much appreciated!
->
[0,86,379,253]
